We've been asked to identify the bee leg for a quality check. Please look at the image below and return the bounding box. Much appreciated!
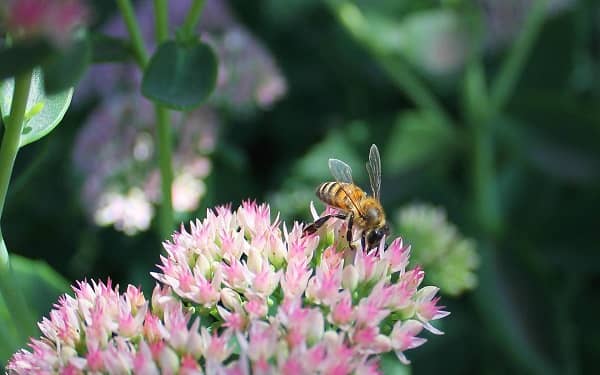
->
[303,213,347,235]
[346,213,355,250]
[361,233,367,251]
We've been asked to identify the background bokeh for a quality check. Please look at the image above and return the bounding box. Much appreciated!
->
[3,0,600,373]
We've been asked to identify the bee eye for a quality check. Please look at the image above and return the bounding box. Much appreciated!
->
[367,207,379,222]
[382,223,390,235]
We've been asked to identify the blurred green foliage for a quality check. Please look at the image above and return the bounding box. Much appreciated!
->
[2,0,600,374]
[396,203,478,296]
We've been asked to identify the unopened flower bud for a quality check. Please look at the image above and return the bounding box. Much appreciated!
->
[342,265,359,291]
[221,288,242,311]
[247,247,264,273]
[159,346,180,374]
[194,254,211,278]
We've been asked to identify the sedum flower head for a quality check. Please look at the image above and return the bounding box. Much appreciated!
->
[8,202,449,373]
[2,0,88,45]
[396,203,479,296]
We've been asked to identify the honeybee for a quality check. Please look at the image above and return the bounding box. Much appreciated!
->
[303,144,390,251]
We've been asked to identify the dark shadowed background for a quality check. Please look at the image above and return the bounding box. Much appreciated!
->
[2,0,599,373]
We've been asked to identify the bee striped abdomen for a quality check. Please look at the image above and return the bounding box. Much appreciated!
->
[316,182,364,211]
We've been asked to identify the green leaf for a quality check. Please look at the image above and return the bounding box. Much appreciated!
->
[8,255,70,319]
[90,33,134,63]
[42,35,91,94]
[0,255,70,366]
[0,68,73,148]
[0,40,53,81]
[380,352,411,375]
[142,40,218,110]
[384,111,458,173]
[0,297,18,366]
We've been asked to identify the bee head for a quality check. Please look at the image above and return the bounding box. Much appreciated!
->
[366,223,390,249]
[366,206,382,225]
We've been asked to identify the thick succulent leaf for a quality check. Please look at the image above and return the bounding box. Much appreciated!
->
[0,69,73,148]
[0,255,70,366]
[142,40,218,110]
[42,35,91,94]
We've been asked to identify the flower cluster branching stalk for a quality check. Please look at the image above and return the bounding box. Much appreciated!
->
[116,0,209,238]
[116,0,207,238]
[181,0,206,40]
[0,71,36,342]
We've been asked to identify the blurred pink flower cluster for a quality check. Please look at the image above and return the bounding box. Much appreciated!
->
[1,0,88,45]
[8,202,448,373]
[73,95,216,235]
[72,0,287,234]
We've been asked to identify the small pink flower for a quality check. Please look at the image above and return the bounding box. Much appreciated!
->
[355,358,382,375]
[355,290,390,327]
[221,258,251,291]
[245,321,279,364]
[280,257,311,300]
[329,291,354,327]
[251,266,281,297]
[133,341,159,375]
[383,237,411,273]
[218,305,247,331]
[414,286,451,334]
[354,246,389,283]
[202,328,233,363]
[244,294,268,319]
[390,320,427,364]
[306,259,342,306]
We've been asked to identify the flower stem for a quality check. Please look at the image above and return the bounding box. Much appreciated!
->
[0,71,36,342]
[117,0,175,237]
[155,106,174,237]
[115,0,148,66]
[153,0,174,238]
[327,0,452,127]
[181,0,206,39]
[490,0,547,113]
[153,0,169,43]
[377,56,451,126]
[465,3,557,373]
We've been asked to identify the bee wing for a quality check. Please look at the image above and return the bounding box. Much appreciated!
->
[328,158,354,183]
[366,144,382,200]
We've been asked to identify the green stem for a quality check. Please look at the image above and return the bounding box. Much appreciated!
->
[117,0,175,237]
[0,71,36,342]
[155,107,174,237]
[470,113,500,237]
[465,4,557,373]
[153,0,169,43]
[327,0,452,127]
[490,0,547,113]
[181,0,206,39]
[153,0,174,238]
[376,56,451,126]
[115,0,149,66]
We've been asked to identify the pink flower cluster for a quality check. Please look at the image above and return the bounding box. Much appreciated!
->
[2,0,88,45]
[7,202,449,374]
